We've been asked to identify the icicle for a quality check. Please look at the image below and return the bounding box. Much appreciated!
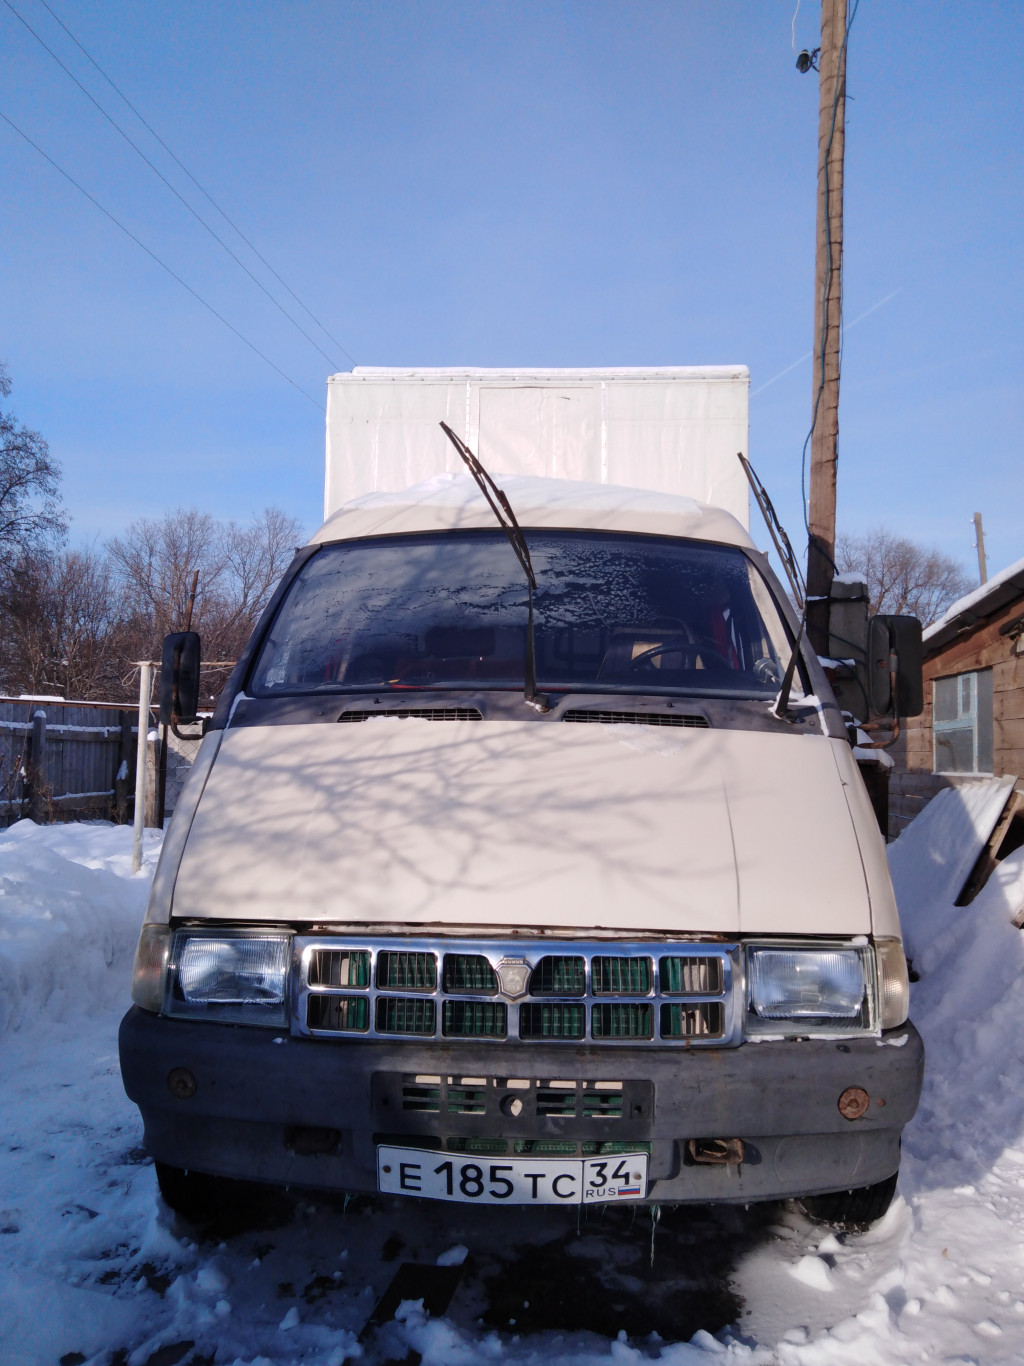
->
[649,1203,662,1268]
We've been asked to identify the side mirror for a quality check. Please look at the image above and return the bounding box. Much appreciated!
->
[867,615,923,718]
[159,631,202,725]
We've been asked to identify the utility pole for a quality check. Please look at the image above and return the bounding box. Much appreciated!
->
[973,511,988,584]
[805,0,848,654]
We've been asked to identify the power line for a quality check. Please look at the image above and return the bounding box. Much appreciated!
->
[36,0,357,367]
[2,0,355,371]
[0,107,324,411]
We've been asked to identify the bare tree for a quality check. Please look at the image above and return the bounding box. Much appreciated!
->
[0,505,300,704]
[107,506,303,694]
[0,547,126,699]
[107,508,225,640]
[836,528,973,625]
[0,362,66,564]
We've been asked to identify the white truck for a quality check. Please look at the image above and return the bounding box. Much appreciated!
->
[120,367,923,1227]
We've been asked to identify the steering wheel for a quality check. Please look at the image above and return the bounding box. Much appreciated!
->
[628,642,731,672]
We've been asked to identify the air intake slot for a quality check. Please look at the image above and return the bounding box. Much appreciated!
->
[306,995,369,1033]
[376,951,436,991]
[529,956,585,996]
[338,708,483,722]
[307,949,370,988]
[592,1003,653,1040]
[536,1086,578,1117]
[443,954,498,994]
[520,1003,585,1040]
[376,997,436,1035]
[562,710,709,728]
[661,1001,725,1040]
[582,1088,624,1118]
[401,1083,441,1113]
[592,956,652,995]
[442,1000,507,1039]
[660,956,724,996]
[445,1086,488,1114]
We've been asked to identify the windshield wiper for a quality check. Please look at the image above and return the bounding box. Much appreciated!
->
[439,421,549,712]
[772,609,808,721]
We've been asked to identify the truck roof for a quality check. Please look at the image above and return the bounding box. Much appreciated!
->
[309,472,757,549]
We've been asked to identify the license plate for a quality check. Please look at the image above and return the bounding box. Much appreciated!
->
[377,1146,649,1205]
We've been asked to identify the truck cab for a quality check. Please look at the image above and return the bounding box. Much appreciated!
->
[120,440,923,1225]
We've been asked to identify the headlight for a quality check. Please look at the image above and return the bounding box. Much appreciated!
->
[875,937,910,1029]
[747,946,869,1030]
[131,923,171,1012]
[167,931,291,1026]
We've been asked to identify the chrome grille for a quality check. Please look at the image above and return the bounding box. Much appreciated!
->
[296,937,737,1045]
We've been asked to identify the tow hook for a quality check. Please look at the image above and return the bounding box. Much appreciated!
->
[687,1137,745,1166]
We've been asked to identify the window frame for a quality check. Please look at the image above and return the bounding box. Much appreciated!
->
[932,668,994,775]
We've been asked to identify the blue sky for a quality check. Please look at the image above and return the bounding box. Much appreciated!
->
[1,0,1021,578]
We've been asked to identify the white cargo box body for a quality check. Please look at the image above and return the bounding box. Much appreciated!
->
[325,367,749,528]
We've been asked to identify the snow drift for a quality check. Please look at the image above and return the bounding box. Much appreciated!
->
[1,815,1024,1364]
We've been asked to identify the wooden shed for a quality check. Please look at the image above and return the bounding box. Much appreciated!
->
[890,555,1024,842]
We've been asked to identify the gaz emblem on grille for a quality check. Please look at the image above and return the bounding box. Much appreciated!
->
[495,958,530,999]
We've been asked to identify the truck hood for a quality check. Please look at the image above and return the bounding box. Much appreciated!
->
[172,719,879,936]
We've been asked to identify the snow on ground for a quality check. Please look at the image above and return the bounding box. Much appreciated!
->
[1,817,1024,1365]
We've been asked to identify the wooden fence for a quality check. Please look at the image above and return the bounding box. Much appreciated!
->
[0,697,145,828]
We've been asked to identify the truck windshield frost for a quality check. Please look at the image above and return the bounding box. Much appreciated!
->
[252,530,794,698]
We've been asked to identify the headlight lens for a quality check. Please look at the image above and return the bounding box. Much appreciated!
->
[168,932,291,1026]
[748,947,867,1022]
[131,923,171,1012]
[875,937,910,1029]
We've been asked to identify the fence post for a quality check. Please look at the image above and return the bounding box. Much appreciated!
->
[115,710,133,822]
[27,709,48,824]
[146,729,161,828]
[132,663,152,875]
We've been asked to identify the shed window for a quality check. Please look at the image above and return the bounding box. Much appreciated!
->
[933,670,993,774]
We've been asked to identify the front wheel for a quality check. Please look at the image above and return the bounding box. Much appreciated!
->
[799,1170,899,1231]
[155,1160,250,1224]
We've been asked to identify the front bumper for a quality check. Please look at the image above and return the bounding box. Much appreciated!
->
[119,1007,924,1205]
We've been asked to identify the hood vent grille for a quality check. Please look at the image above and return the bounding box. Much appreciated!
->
[339,707,483,722]
[561,710,708,728]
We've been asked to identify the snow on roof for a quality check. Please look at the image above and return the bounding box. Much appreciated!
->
[310,471,756,549]
[923,552,1024,650]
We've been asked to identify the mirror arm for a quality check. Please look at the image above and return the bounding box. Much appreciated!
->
[857,659,902,748]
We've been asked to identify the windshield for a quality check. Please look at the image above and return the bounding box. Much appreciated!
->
[251,530,796,699]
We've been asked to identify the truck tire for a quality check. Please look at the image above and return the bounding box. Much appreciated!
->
[155,1161,248,1224]
[799,1170,899,1231]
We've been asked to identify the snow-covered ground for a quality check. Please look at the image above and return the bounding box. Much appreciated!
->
[1,817,1024,1366]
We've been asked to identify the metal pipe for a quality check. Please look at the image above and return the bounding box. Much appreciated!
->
[132,662,152,875]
